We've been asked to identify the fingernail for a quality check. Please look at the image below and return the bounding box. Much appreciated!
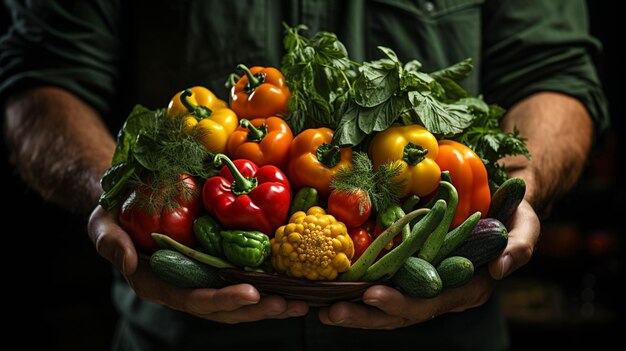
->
[237,299,258,306]
[363,298,380,306]
[114,250,126,275]
[499,254,512,279]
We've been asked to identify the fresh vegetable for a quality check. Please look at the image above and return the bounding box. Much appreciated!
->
[348,227,373,263]
[220,230,272,268]
[193,214,225,258]
[431,211,482,266]
[166,86,239,154]
[453,101,530,187]
[203,154,291,237]
[392,257,442,298]
[487,176,526,227]
[436,256,474,288]
[369,124,441,198]
[150,249,224,288]
[333,48,477,147]
[417,181,458,263]
[435,139,491,228]
[327,189,372,228]
[361,199,446,282]
[373,204,407,252]
[99,106,212,211]
[450,218,509,267]
[151,233,235,269]
[270,206,355,280]
[280,24,356,134]
[287,127,352,198]
[328,151,402,228]
[230,64,291,119]
[226,117,294,171]
[118,174,203,254]
[288,187,319,216]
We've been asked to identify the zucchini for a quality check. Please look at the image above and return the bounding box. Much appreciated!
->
[150,249,224,288]
[436,256,474,288]
[431,211,481,266]
[392,257,442,298]
[450,218,508,268]
[487,177,526,227]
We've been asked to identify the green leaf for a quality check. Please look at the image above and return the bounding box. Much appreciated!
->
[133,133,161,171]
[353,62,399,107]
[430,58,473,81]
[333,102,366,146]
[111,105,156,166]
[409,92,474,136]
[98,162,136,210]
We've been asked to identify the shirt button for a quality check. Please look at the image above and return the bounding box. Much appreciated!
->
[424,1,435,12]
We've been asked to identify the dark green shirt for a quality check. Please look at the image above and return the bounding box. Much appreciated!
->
[0,1,609,350]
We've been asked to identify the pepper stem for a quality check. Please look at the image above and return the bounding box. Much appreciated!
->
[240,119,267,143]
[213,154,258,195]
[316,143,341,168]
[180,89,212,119]
[238,64,265,94]
[403,142,428,166]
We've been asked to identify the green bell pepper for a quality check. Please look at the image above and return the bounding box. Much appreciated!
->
[193,215,225,258]
[220,230,271,268]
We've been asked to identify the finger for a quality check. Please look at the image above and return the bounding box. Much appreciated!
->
[88,205,138,276]
[489,200,540,280]
[205,295,309,324]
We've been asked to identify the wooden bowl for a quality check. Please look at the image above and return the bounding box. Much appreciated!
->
[218,268,389,305]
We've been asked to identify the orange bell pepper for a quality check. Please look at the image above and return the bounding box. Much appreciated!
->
[435,139,491,228]
[230,64,291,119]
[287,127,352,199]
[226,117,294,171]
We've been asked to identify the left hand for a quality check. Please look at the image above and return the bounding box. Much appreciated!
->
[319,199,540,329]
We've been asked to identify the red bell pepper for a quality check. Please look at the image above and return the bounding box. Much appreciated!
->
[202,154,291,237]
[118,174,203,254]
[229,64,291,119]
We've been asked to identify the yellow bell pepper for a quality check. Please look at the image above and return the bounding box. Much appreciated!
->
[369,124,441,198]
[167,86,238,154]
[270,206,354,281]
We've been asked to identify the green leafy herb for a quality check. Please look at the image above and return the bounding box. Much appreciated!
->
[281,23,357,133]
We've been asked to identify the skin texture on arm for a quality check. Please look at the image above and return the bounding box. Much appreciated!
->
[319,91,594,329]
[4,86,309,323]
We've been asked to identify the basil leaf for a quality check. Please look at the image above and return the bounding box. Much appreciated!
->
[430,58,473,81]
[333,102,366,146]
[409,92,474,136]
[98,161,136,210]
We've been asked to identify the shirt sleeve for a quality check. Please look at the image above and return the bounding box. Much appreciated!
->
[0,0,122,116]
[481,0,609,132]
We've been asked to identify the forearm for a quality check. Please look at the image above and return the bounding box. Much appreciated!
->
[4,87,116,214]
[500,92,594,217]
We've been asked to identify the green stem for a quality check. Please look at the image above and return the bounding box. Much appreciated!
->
[238,64,264,94]
[316,143,341,168]
[151,233,235,269]
[180,89,212,119]
[240,119,266,142]
[403,142,428,166]
[213,154,258,195]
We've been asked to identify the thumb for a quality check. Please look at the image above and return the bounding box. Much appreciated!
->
[88,205,138,276]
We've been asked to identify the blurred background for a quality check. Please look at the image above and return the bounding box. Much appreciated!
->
[1,2,622,350]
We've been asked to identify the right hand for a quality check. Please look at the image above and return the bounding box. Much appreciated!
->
[87,205,309,324]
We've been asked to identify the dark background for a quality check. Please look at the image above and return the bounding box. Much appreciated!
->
[1,2,622,350]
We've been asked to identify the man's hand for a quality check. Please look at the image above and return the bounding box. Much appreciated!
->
[319,199,540,329]
[88,205,309,324]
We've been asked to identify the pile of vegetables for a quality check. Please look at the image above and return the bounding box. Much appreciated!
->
[99,24,530,299]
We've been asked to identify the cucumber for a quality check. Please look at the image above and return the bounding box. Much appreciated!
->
[150,249,224,288]
[450,218,508,268]
[487,177,526,227]
[431,211,482,266]
[436,256,474,288]
[392,257,442,298]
